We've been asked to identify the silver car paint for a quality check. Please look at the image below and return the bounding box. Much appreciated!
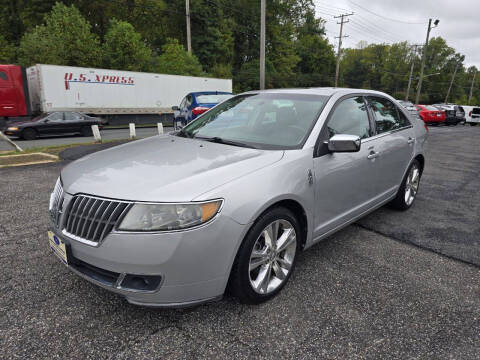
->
[54,88,427,307]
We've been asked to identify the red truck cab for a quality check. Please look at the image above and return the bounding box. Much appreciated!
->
[0,65,31,119]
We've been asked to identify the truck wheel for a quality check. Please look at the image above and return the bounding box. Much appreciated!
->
[81,126,93,137]
[22,128,37,140]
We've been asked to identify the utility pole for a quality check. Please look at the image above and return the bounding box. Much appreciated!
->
[405,45,421,101]
[186,0,191,54]
[445,62,459,103]
[334,13,353,87]
[468,71,477,104]
[259,0,266,90]
[416,19,439,104]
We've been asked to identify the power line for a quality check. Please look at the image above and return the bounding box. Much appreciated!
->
[347,0,427,25]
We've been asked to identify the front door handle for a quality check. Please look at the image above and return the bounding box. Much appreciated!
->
[367,151,379,160]
[407,137,415,144]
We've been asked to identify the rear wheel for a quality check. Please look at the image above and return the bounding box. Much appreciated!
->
[22,128,37,140]
[389,159,422,211]
[81,126,93,137]
[229,207,300,304]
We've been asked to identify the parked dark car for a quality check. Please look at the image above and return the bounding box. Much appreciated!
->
[3,112,104,140]
[433,104,465,125]
[172,91,233,128]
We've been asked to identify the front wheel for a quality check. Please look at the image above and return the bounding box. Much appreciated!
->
[389,159,422,211]
[229,207,300,304]
[22,128,37,140]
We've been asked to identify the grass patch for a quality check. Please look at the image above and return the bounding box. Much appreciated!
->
[103,122,173,129]
[0,152,58,167]
[0,139,126,157]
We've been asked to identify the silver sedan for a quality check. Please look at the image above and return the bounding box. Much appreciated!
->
[48,88,427,307]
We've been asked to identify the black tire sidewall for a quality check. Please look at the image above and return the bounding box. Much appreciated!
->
[22,128,36,140]
[390,159,421,211]
[230,207,301,304]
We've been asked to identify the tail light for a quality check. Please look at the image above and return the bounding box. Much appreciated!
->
[469,110,472,117]
[192,106,210,116]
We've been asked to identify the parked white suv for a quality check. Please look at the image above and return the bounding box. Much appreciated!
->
[462,106,480,126]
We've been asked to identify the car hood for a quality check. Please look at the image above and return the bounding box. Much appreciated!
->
[62,135,284,202]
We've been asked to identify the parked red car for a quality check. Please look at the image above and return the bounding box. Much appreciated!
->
[415,105,446,125]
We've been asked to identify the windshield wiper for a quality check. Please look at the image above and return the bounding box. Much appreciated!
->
[176,128,192,138]
[195,136,257,149]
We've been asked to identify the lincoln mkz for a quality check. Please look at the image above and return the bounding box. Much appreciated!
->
[48,88,427,307]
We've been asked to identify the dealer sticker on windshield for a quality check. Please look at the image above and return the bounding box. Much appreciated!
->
[48,231,68,264]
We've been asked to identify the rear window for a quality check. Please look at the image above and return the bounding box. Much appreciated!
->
[472,108,480,114]
[196,94,233,104]
[0,71,8,81]
[426,106,439,111]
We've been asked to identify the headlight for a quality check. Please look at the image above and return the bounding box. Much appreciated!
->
[7,127,19,131]
[118,200,223,231]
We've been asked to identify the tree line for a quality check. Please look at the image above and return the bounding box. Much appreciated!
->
[0,0,478,104]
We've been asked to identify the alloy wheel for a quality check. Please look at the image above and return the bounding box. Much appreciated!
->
[248,219,297,294]
[405,163,420,206]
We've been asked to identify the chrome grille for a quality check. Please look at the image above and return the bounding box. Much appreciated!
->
[63,195,130,243]
[49,178,64,228]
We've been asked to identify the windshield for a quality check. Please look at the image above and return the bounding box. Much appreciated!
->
[196,94,233,104]
[426,106,439,111]
[180,93,328,149]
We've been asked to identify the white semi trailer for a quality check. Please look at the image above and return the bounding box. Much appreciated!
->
[25,64,232,124]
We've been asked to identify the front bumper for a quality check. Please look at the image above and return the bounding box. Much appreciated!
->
[3,129,22,137]
[49,214,248,307]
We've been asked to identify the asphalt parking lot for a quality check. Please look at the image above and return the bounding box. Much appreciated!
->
[0,126,479,359]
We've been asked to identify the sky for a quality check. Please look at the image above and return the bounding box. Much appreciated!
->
[314,0,480,69]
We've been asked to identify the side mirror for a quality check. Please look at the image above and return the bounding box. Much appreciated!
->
[171,106,179,111]
[327,134,361,153]
[44,119,50,123]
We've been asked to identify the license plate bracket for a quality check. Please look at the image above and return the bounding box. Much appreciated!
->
[48,230,69,264]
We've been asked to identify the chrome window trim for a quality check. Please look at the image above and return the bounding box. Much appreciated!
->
[361,125,414,143]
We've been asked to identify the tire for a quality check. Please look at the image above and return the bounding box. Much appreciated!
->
[389,159,422,211]
[22,128,37,140]
[229,207,301,304]
[470,123,477,126]
[81,126,93,137]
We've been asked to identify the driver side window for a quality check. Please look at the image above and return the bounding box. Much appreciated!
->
[327,96,370,139]
[48,112,64,121]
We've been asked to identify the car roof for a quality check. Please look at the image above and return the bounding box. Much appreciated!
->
[241,87,393,97]
[190,91,233,96]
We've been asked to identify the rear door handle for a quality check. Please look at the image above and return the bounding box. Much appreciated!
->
[367,151,379,160]
[407,137,415,144]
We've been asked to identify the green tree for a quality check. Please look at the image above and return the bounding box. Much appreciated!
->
[102,19,153,71]
[17,2,100,67]
[294,9,336,86]
[0,35,16,63]
[190,0,235,74]
[154,38,204,76]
